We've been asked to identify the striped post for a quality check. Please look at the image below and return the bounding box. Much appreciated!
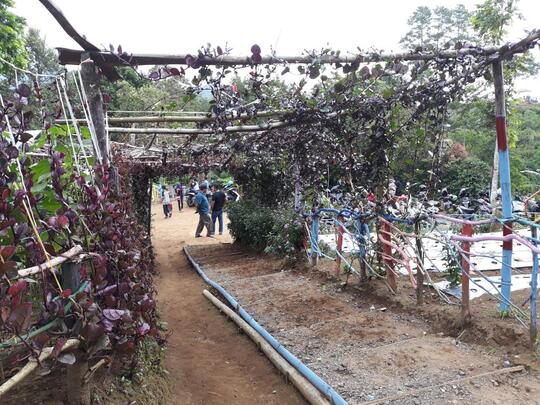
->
[531,225,539,348]
[380,219,397,292]
[461,223,473,322]
[335,215,345,275]
[310,213,320,267]
[493,61,513,313]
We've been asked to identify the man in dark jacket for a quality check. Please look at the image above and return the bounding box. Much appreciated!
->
[210,184,226,235]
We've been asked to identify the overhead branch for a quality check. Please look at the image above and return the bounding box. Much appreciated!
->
[38,0,121,80]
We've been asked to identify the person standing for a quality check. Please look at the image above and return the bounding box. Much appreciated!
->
[175,181,184,211]
[210,184,226,235]
[161,186,172,218]
[195,184,213,237]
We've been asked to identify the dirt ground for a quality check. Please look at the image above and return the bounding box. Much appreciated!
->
[152,204,306,404]
[187,241,540,405]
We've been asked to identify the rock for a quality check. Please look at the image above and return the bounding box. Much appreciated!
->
[458,370,466,376]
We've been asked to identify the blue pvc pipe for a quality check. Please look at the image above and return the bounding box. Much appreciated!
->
[184,246,348,405]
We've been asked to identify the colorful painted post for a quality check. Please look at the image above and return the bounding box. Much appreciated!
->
[415,221,424,305]
[530,225,539,348]
[310,212,320,267]
[461,223,473,323]
[493,61,513,313]
[335,215,345,275]
[359,220,369,281]
[380,219,397,291]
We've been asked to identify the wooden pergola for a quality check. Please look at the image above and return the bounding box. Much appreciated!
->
[39,0,540,321]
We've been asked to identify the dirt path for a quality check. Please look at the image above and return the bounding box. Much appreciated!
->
[152,203,306,405]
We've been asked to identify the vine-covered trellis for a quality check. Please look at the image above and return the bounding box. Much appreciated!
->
[1,0,539,400]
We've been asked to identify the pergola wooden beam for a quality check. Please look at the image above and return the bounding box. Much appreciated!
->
[108,119,294,135]
[57,109,289,125]
[57,46,503,67]
[56,30,540,68]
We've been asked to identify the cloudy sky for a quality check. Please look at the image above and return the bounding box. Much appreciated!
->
[13,0,540,96]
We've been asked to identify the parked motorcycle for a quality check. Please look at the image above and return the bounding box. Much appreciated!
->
[186,188,197,207]
[223,181,241,202]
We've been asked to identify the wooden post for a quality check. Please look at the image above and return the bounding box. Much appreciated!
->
[461,224,473,323]
[310,214,320,267]
[415,221,424,305]
[380,219,397,292]
[530,225,539,348]
[335,215,345,275]
[493,60,513,313]
[61,260,89,404]
[359,219,368,282]
[79,53,109,165]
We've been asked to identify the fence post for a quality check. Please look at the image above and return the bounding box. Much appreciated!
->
[493,60,513,313]
[80,53,109,165]
[380,219,397,292]
[61,261,89,404]
[335,215,344,275]
[461,223,473,323]
[530,225,539,348]
[310,213,320,267]
[359,220,368,281]
[415,221,424,305]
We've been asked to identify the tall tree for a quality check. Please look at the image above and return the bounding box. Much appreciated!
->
[0,0,27,74]
[25,27,60,74]
[400,5,475,51]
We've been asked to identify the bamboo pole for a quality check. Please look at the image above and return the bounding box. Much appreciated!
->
[57,110,289,125]
[202,289,330,405]
[57,46,501,67]
[107,119,295,135]
[56,29,539,67]
[0,339,80,398]
[18,245,84,277]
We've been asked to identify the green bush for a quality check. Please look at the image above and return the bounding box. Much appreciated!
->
[226,200,305,257]
[440,157,491,195]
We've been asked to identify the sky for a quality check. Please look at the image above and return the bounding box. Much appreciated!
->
[12,0,540,97]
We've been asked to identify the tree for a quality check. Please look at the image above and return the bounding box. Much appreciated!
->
[0,0,27,74]
[400,5,475,51]
[25,27,60,74]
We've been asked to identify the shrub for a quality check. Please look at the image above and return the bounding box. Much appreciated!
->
[226,200,305,257]
[440,157,491,195]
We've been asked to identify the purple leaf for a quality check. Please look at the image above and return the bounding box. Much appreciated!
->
[16,84,31,98]
[250,44,261,55]
[7,302,32,332]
